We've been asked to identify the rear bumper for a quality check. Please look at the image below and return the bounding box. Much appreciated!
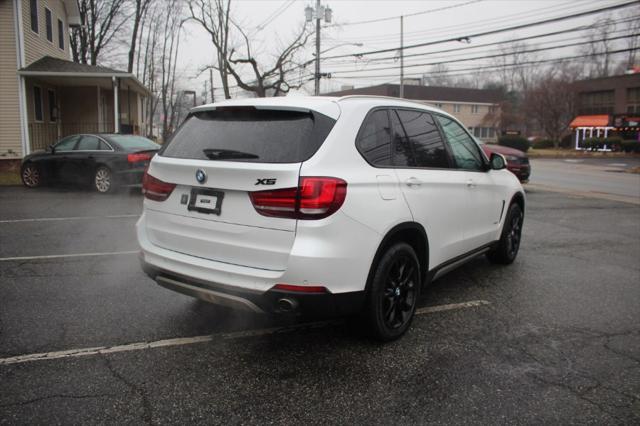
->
[140,258,365,317]
[116,167,145,186]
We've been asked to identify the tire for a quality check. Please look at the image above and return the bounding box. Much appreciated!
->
[21,163,41,188]
[487,203,523,265]
[364,242,421,341]
[94,166,114,194]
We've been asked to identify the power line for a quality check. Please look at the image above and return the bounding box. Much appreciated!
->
[327,0,484,27]
[321,15,640,67]
[333,0,598,44]
[329,47,639,80]
[329,33,639,75]
[321,0,639,60]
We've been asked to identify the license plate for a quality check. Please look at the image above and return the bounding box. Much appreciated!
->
[188,188,224,215]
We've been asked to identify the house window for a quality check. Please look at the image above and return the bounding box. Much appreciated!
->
[489,128,495,138]
[473,127,481,137]
[627,88,640,113]
[45,8,53,42]
[489,105,497,114]
[30,0,38,33]
[481,127,488,138]
[58,19,64,50]
[471,105,479,114]
[48,90,57,122]
[33,86,43,122]
[453,104,461,113]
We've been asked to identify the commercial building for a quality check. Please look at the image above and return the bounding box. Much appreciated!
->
[570,72,640,148]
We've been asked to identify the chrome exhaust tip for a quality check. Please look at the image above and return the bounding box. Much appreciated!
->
[276,298,298,313]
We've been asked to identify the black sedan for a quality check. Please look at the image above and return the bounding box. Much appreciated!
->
[20,134,160,193]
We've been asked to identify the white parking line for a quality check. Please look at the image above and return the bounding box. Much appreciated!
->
[0,300,490,366]
[0,250,139,262]
[0,214,139,224]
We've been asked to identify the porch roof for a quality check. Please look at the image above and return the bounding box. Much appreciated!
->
[18,56,150,96]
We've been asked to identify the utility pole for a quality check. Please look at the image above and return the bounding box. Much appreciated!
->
[315,0,321,96]
[399,15,404,98]
[306,1,332,96]
[209,68,215,102]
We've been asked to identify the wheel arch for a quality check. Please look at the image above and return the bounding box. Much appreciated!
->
[365,222,430,293]
[510,191,525,215]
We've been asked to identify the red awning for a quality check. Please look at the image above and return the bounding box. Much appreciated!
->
[570,115,610,128]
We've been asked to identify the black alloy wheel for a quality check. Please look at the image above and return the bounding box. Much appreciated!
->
[365,242,421,341]
[487,203,523,264]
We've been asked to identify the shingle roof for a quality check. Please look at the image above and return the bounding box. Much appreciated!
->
[325,84,503,104]
[20,56,125,74]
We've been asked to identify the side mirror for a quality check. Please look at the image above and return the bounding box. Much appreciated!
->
[47,144,55,154]
[490,152,507,170]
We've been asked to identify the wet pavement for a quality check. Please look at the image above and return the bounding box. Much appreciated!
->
[1,186,639,424]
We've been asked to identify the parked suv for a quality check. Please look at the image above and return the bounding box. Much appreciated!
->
[137,96,525,341]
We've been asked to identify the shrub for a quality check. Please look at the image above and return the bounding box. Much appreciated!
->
[583,137,604,151]
[621,139,640,153]
[498,135,530,152]
[532,139,555,149]
[561,134,574,148]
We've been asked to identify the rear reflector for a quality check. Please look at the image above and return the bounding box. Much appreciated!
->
[272,284,329,293]
[142,171,175,202]
[128,152,152,163]
[249,176,346,220]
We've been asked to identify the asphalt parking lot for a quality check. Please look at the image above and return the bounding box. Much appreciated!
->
[1,185,639,424]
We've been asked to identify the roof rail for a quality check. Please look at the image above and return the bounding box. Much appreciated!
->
[337,95,426,106]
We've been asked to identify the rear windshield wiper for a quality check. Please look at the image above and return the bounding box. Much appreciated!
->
[203,148,259,160]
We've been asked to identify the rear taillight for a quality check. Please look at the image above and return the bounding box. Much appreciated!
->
[249,176,347,220]
[128,152,152,163]
[142,171,175,202]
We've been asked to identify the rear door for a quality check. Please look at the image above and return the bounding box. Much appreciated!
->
[434,115,502,251]
[391,109,470,267]
[51,135,80,182]
[144,107,336,271]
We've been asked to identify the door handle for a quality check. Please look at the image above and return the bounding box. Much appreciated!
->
[466,179,476,188]
[405,177,422,187]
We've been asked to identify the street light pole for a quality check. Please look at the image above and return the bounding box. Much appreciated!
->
[399,15,404,98]
[315,0,321,96]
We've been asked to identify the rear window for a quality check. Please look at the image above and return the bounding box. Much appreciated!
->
[107,135,159,151]
[160,108,336,163]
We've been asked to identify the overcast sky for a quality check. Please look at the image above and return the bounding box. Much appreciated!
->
[177,0,637,98]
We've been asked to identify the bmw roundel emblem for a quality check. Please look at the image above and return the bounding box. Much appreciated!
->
[195,169,207,184]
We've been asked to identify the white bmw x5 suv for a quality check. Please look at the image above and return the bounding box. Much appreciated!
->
[137,96,524,341]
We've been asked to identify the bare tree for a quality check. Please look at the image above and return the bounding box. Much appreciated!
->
[70,0,127,65]
[422,64,452,87]
[225,23,312,97]
[582,16,617,78]
[189,0,312,98]
[127,0,153,73]
[524,65,579,147]
[188,0,232,99]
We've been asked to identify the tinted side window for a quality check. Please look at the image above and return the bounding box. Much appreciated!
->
[98,140,112,151]
[55,135,79,151]
[435,115,484,171]
[389,110,412,167]
[76,136,101,151]
[396,110,449,168]
[356,109,392,166]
